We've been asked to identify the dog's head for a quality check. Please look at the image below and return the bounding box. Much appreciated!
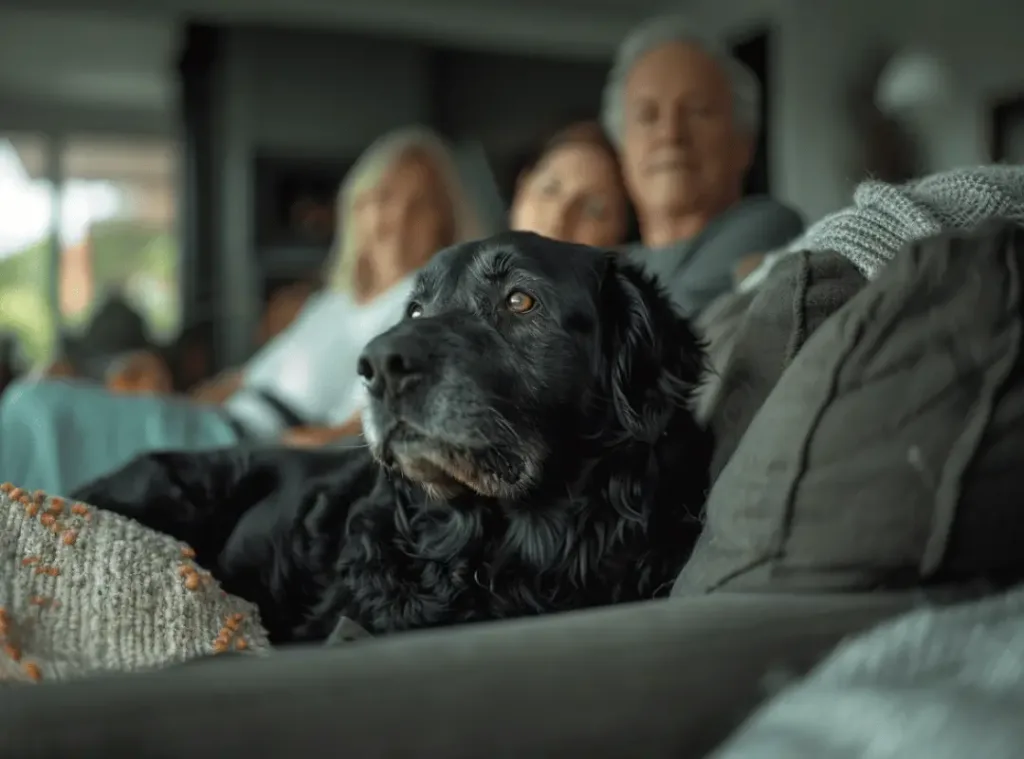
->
[359,231,705,501]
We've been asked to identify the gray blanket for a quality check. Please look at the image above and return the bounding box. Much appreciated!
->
[712,584,1024,758]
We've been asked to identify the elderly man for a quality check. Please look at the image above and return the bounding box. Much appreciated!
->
[602,16,804,317]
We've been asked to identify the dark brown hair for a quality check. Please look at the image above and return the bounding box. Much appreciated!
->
[524,120,619,175]
[514,119,638,244]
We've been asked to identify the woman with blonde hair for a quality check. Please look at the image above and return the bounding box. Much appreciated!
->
[0,126,485,494]
[229,127,483,447]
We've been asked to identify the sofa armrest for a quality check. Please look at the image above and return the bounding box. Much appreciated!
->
[0,592,921,759]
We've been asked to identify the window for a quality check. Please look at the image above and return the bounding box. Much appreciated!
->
[0,132,57,366]
[0,131,180,369]
[59,136,180,341]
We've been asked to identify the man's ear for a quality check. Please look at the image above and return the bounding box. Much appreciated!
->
[598,254,706,442]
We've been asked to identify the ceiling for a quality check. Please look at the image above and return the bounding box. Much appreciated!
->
[0,0,675,58]
[0,0,707,135]
[0,0,684,117]
[0,10,178,112]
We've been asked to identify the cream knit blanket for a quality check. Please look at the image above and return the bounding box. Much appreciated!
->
[0,483,271,684]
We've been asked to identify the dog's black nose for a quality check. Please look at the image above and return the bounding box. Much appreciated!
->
[358,332,425,399]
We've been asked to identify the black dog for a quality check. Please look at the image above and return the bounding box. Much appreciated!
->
[73,232,712,642]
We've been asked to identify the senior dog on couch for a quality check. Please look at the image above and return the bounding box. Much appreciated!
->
[73,231,712,642]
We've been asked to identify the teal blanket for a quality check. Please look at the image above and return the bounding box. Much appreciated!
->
[0,379,240,495]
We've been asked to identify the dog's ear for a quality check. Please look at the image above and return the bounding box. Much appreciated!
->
[598,254,706,441]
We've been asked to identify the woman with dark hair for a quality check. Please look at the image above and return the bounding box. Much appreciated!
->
[509,120,634,249]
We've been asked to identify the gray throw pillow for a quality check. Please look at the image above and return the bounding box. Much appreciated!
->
[704,252,866,482]
[676,222,1024,594]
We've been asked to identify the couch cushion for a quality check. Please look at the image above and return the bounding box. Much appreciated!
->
[676,222,1024,594]
[703,252,866,481]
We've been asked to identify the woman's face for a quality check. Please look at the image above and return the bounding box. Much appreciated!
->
[351,150,454,282]
[510,141,628,249]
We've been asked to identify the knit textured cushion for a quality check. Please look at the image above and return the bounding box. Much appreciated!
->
[0,484,270,684]
[789,165,1024,279]
[675,222,1024,593]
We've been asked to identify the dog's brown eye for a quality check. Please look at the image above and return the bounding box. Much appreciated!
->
[406,302,423,319]
[505,291,536,314]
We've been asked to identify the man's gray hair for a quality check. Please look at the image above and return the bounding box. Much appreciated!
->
[601,15,762,147]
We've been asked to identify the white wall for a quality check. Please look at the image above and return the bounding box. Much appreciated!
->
[688,0,1024,222]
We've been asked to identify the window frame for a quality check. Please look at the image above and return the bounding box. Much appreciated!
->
[0,112,184,363]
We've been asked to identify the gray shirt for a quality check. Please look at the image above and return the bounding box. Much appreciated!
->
[626,196,804,318]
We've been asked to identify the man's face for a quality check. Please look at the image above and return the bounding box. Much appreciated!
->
[621,42,753,224]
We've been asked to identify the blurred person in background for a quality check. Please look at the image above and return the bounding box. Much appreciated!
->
[256,280,320,348]
[41,292,158,383]
[509,120,633,249]
[34,291,175,395]
[603,15,804,317]
[259,126,485,446]
[0,126,485,493]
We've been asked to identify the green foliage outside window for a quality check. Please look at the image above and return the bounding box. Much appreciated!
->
[0,221,178,368]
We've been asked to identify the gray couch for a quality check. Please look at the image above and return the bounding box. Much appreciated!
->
[0,591,935,758]
[3,223,1024,758]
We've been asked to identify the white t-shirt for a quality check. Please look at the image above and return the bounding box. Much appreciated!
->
[223,279,414,439]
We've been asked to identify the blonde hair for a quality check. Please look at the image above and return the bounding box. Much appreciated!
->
[326,126,486,294]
